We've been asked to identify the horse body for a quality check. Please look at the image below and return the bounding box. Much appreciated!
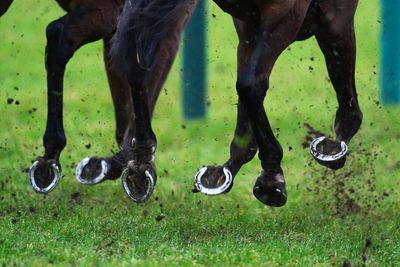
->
[111,0,362,205]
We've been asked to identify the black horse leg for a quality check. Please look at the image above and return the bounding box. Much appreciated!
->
[104,37,135,147]
[75,37,135,184]
[310,10,362,170]
[112,0,195,202]
[76,27,182,188]
[0,0,13,17]
[120,71,157,202]
[194,101,258,194]
[235,1,310,207]
[120,36,184,202]
[29,7,113,193]
[194,20,257,195]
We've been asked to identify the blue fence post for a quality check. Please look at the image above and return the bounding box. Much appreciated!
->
[380,0,400,104]
[182,0,207,119]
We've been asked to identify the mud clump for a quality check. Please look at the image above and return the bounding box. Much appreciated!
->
[316,138,342,155]
[155,215,165,222]
[341,239,372,267]
[361,239,372,266]
[200,166,226,188]
[342,258,352,267]
[28,206,37,214]
[69,192,82,205]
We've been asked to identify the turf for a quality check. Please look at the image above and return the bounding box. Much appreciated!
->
[0,0,399,266]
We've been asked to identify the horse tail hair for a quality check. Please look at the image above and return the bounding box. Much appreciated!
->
[111,0,197,77]
[0,0,14,17]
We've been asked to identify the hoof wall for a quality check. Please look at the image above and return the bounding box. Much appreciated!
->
[253,174,287,207]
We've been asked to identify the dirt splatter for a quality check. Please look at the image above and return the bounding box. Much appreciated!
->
[155,215,165,222]
[340,239,372,267]
[303,123,390,217]
[361,239,372,267]
[28,206,37,214]
[7,98,14,104]
[302,122,327,148]
[342,258,352,267]
[70,192,82,205]
[192,186,200,193]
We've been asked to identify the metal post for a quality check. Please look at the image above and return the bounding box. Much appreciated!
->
[380,0,400,104]
[182,0,207,119]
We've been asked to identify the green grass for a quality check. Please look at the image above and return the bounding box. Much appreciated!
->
[0,1,399,266]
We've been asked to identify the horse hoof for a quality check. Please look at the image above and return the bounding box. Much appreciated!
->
[121,167,155,203]
[310,136,348,170]
[28,159,61,194]
[253,173,287,207]
[194,166,233,196]
[75,157,109,185]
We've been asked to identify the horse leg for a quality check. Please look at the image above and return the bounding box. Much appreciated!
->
[120,31,185,202]
[194,19,258,195]
[28,6,115,193]
[310,3,362,169]
[0,0,13,17]
[118,68,158,202]
[76,28,181,185]
[235,0,310,207]
[104,36,134,147]
[75,37,135,185]
[194,101,258,195]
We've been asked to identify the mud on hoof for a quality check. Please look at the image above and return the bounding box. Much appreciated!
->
[28,157,61,194]
[194,166,233,196]
[253,172,287,207]
[121,161,156,203]
[75,157,110,185]
[310,136,348,170]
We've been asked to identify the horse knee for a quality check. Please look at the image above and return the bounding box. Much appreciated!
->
[236,78,269,105]
[46,20,65,43]
[45,20,74,70]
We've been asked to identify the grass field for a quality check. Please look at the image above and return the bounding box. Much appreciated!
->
[0,1,399,266]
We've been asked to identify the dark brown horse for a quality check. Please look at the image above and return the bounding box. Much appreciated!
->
[111,0,363,206]
[1,0,193,199]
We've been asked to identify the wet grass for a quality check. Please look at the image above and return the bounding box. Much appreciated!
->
[0,0,399,266]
